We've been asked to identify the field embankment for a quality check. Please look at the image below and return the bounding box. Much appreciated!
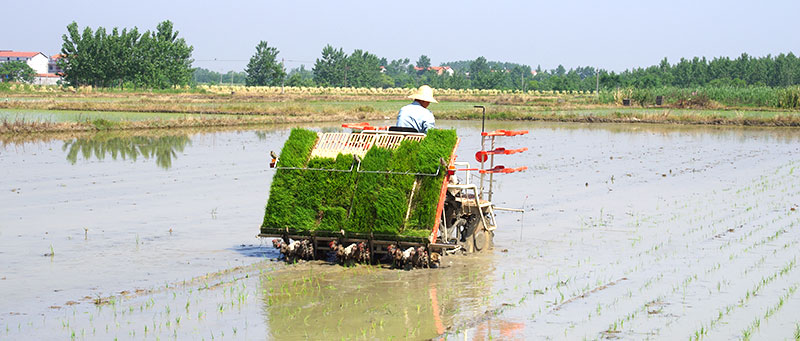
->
[2,85,800,133]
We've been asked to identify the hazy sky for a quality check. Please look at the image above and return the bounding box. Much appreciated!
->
[3,0,799,73]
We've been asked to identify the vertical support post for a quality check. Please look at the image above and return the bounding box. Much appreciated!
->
[479,134,485,200]
[474,105,486,200]
[488,136,495,202]
[430,138,460,244]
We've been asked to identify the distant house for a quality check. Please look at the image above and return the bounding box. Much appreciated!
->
[429,66,454,76]
[0,50,62,84]
[413,65,454,76]
[0,51,49,74]
[49,54,64,74]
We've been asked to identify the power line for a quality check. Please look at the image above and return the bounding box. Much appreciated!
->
[195,58,315,63]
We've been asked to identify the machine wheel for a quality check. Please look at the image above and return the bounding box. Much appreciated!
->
[473,227,494,252]
[473,227,485,251]
[458,217,494,253]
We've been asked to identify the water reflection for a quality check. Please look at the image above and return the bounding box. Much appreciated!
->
[62,133,191,169]
[254,130,269,141]
[260,255,496,339]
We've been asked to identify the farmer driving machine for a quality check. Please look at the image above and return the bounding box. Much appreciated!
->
[259,106,527,268]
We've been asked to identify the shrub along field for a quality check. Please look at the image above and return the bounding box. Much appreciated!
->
[600,86,800,109]
[261,128,458,238]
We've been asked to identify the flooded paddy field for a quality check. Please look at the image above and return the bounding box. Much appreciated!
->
[2,121,800,339]
[0,108,240,123]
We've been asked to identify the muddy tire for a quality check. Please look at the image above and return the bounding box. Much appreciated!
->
[473,228,494,252]
[459,218,493,253]
[473,227,486,251]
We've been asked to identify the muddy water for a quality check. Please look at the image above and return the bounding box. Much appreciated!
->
[2,121,800,339]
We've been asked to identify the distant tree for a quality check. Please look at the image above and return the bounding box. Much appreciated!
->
[313,45,347,87]
[469,57,489,76]
[446,71,471,89]
[469,56,504,89]
[153,21,194,87]
[385,58,411,76]
[508,65,532,90]
[193,68,246,84]
[0,61,35,83]
[383,58,412,87]
[286,65,315,87]
[345,49,382,87]
[59,20,193,88]
[416,55,431,69]
[245,41,285,86]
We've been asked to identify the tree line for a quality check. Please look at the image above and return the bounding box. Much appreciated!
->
[34,22,800,93]
[244,42,800,91]
[59,21,194,88]
[599,53,800,89]
[193,68,246,84]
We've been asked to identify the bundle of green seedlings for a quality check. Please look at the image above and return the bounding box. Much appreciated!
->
[261,128,457,238]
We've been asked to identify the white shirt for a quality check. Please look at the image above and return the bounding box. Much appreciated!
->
[395,101,435,133]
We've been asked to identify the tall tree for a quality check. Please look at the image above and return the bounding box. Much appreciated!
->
[416,55,431,68]
[313,45,347,87]
[245,41,285,86]
[154,21,194,87]
[345,49,381,87]
[59,20,193,88]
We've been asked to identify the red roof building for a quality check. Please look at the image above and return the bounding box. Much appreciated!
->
[0,51,49,74]
[413,66,454,76]
[0,51,41,58]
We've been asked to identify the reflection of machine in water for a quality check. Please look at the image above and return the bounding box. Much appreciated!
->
[259,255,496,339]
[63,133,191,169]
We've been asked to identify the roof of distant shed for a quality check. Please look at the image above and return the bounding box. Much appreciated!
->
[0,51,44,58]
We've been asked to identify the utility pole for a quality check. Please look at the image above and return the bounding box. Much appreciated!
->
[595,68,599,96]
[521,72,525,93]
[215,58,222,85]
[281,58,285,94]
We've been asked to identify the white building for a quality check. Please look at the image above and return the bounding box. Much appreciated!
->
[0,51,49,74]
[0,50,63,84]
[33,73,60,85]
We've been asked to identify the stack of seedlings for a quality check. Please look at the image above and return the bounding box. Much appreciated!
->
[262,128,356,231]
[261,128,457,264]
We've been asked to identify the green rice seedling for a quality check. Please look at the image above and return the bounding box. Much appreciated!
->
[262,128,457,237]
[262,128,319,230]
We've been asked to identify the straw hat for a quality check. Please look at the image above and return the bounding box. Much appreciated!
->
[408,85,438,103]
